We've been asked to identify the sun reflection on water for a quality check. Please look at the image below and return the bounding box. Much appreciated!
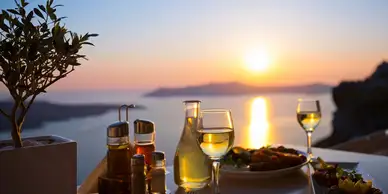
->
[247,97,270,148]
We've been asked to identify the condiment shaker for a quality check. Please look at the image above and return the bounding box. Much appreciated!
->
[150,151,166,194]
[134,119,156,168]
[131,154,147,194]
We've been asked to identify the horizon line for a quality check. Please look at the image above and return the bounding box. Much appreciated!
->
[0,81,339,93]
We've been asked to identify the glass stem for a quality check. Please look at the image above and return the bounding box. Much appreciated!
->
[306,131,313,160]
[212,160,221,194]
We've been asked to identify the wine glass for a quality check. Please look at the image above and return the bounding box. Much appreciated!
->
[296,99,321,161]
[197,109,235,194]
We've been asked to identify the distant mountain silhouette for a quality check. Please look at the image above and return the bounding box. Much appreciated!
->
[0,101,146,131]
[144,82,333,97]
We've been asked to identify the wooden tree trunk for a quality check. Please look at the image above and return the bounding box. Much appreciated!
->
[11,123,23,148]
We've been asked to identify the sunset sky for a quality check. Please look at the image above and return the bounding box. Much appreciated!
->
[1,0,388,90]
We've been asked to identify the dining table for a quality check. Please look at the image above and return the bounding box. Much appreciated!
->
[78,145,388,194]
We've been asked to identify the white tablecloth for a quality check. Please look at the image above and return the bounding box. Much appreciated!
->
[78,145,388,194]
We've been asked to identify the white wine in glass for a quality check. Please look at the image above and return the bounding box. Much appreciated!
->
[296,99,321,160]
[198,128,234,159]
[297,111,321,132]
[197,109,235,194]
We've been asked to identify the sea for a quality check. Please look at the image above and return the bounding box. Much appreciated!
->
[0,91,335,185]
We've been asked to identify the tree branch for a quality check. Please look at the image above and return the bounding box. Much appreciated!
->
[17,93,37,131]
[11,100,20,132]
[16,64,73,129]
[0,78,6,86]
[0,108,10,119]
[42,68,74,90]
[14,67,73,131]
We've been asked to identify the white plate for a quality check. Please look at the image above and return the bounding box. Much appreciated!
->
[311,162,384,194]
[220,149,309,178]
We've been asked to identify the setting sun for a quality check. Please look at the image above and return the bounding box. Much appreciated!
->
[244,49,270,72]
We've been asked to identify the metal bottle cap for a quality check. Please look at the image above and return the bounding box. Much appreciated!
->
[152,151,165,163]
[131,154,145,166]
[183,100,201,103]
[107,104,135,138]
[107,122,129,137]
[134,119,155,134]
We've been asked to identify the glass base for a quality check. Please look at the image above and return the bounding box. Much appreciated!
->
[151,189,171,194]
[305,152,316,163]
[178,182,209,192]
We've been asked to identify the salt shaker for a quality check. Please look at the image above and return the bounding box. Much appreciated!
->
[150,151,166,194]
[131,154,147,194]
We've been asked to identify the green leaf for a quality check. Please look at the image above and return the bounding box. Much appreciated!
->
[2,10,9,18]
[72,34,79,45]
[33,8,44,19]
[28,41,39,61]
[14,27,22,37]
[19,7,26,16]
[56,16,67,22]
[53,4,64,8]
[79,33,88,41]
[53,34,65,53]
[13,18,24,28]
[21,0,26,6]
[7,9,19,15]
[52,23,60,35]
[26,11,33,21]
[6,33,14,39]
[40,22,48,32]
[71,62,81,66]
[38,5,46,13]
[49,11,57,21]
[88,33,98,37]
[0,23,9,33]
[46,0,49,8]
[81,42,94,46]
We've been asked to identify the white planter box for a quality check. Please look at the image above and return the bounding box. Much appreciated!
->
[0,135,77,194]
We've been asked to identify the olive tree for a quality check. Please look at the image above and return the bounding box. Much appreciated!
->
[0,0,98,148]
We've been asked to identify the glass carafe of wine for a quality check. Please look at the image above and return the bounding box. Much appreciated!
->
[173,100,212,192]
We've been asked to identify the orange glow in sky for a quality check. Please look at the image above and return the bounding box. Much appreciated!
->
[1,0,387,91]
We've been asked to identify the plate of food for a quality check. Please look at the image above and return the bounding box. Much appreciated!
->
[311,157,383,194]
[220,145,309,178]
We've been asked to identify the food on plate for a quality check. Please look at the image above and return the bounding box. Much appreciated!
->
[312,157,383,194]
[221,145,307,171]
